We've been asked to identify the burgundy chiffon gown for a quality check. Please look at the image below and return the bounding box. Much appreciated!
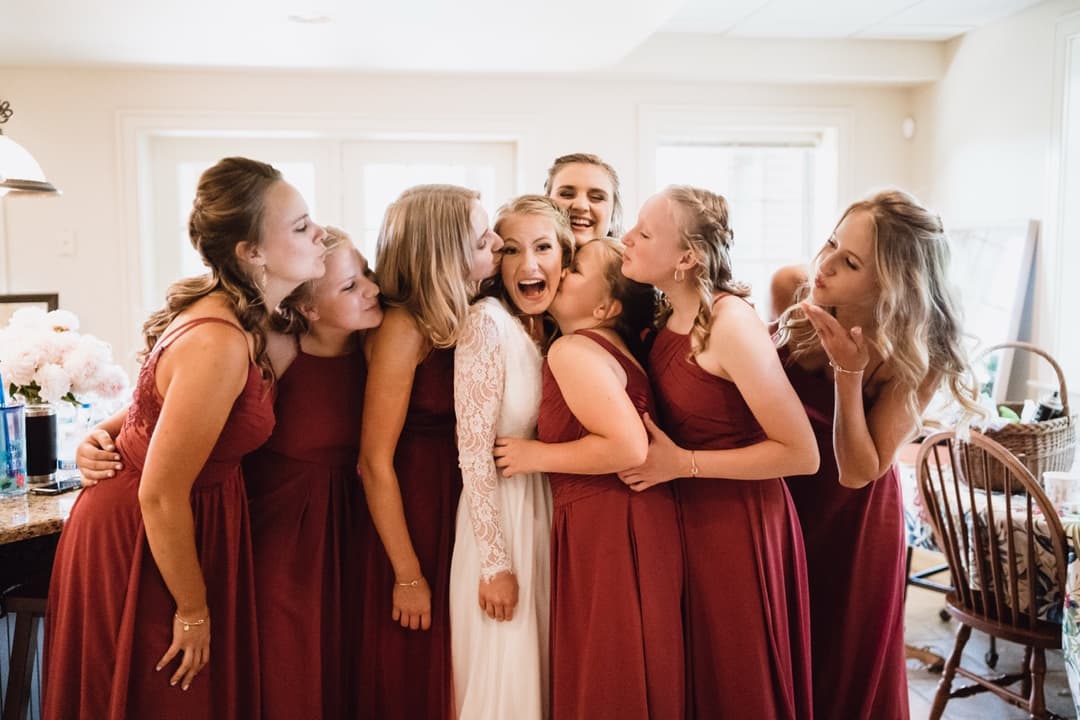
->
[43,318,272,720]
[649,325,813,719]
[782,354,909,719]
[538,330,685,720]
[356,347,461,720]
[242,344,368,720]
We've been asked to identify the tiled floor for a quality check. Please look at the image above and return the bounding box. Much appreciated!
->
[905,547,1076,719]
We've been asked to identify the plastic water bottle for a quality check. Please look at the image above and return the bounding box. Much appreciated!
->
[1034,391,1064,422]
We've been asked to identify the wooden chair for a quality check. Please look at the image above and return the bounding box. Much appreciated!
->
[1,577,47,720]
[916,430,1069,720]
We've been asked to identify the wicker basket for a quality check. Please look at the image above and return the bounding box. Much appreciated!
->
[966,342,1076,493]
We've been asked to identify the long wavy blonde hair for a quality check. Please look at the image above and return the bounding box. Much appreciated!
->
[141,156,282,378]
[543,153,624,237]
[658,185,750,357]
[775,189,982,427]
[375,184,481,348]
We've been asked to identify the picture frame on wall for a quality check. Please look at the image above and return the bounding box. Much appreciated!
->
[0,293,60,327]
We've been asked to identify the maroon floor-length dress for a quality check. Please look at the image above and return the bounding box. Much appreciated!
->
[43,318,271,720]
[649,325,813,719]
[356,348,461,720]
[782,354,909,720]
[539,330,684,720]
[242,345,368,720]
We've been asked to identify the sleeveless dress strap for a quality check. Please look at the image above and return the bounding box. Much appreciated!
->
[711,291,753,310]
[574,329,644,380]
[156,317,248,353]
[862,359,887,389]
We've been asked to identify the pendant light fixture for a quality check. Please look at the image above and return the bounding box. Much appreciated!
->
[0,100,60,196]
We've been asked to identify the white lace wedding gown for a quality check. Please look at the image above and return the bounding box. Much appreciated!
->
[450,297,552,720]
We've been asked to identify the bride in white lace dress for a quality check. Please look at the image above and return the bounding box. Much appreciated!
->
[451,196,575,719]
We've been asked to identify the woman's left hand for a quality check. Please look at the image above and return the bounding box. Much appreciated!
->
[618,414,683,492]
[156,608,211,692]
[493,437,539,477]
[801,301,869,375]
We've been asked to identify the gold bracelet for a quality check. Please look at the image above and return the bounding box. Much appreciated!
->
[396,577,423,588]
[174,611,208,632]
[829,361,864,376]
[689,450,699,478]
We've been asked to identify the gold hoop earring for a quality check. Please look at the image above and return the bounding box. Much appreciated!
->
[257,265,268,290]
[674,268,685,282]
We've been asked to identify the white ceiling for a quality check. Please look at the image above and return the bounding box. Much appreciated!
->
[0,0,1047,73]
[662,0,1046,40]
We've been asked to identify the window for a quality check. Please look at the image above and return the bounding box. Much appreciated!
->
[341,141,514,258]
[142,136,514,311]
[653,128,839,315]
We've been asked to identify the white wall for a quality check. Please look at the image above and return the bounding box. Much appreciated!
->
[0,66,916,373]
[911,0,1080,394]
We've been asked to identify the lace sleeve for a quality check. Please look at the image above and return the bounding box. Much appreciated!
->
[454,304,512,581]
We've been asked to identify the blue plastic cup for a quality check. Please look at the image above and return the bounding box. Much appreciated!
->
[0,403,28,497]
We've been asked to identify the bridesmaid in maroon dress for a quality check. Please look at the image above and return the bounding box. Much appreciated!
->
[770,190,983,720]
[43,157,328,719]
[242,229,382,719]
[494,238,684,719]
[619,186,819,719]
[356,185,502,719]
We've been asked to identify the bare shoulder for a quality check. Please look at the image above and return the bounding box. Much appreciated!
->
[548,333,604,368]
[770,264,808,296]
[369,307,426,364]
[165,320,249,372]
[768,264,809,320]
[710,293,765,331]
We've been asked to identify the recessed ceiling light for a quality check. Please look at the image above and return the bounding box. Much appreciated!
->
[288,13,333,25]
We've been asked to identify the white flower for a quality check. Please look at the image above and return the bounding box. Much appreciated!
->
[92,365,128,400]
[7,307,48,330]
[0,348,39,388]
[64,335,112,395]
[45,309,80,332]
[34,363,72,404]
[0,308,129,405]
[43,329,79,365]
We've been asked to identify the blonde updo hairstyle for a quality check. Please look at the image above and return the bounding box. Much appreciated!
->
[141,156,283,377]
[659,185,749,357]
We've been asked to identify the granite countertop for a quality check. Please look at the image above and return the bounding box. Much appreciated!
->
[0,476,82,545]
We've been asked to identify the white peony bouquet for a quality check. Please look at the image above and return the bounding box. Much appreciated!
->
[0,307,129,405]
